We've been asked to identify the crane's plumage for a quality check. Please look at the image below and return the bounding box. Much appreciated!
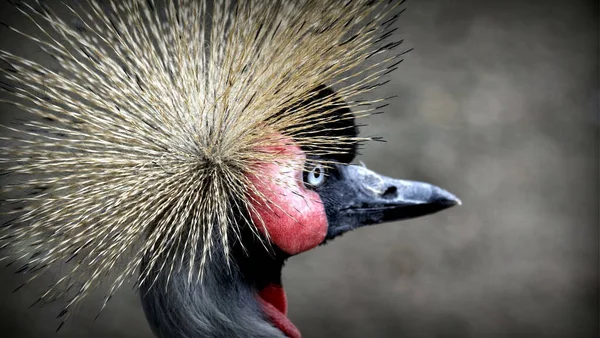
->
[0,1,459,337]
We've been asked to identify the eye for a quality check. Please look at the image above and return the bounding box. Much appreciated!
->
[304,164,326,188]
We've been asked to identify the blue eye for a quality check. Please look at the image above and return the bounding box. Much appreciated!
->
[305,164,326,188]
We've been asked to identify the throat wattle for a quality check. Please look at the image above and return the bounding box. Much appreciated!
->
[258,284,301,338]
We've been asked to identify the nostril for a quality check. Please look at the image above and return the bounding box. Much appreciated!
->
[381,185,397,199]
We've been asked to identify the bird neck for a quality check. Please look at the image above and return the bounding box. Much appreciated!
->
[139,231,291,338]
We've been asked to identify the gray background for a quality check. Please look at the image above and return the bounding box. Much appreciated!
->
[0,0,598,337]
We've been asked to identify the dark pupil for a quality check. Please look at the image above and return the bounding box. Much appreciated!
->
[313,167,321,178]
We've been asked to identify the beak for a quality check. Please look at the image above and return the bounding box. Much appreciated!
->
[323,164,461,240]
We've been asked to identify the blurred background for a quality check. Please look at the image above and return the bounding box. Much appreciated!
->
[0,0,598,337]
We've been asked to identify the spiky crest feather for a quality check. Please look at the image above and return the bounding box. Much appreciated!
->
[0,0,405,323]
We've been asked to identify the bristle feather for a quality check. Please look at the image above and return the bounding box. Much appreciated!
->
[0,0,404,319]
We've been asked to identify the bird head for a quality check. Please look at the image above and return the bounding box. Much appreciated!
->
[0,1,459,337]
[248,87,459,257]
[235,87,459,338]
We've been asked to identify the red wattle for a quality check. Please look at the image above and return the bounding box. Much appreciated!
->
[258,284,301,338]
[259,284,288,314]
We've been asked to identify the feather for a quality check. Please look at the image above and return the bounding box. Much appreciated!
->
[0,0,405,319]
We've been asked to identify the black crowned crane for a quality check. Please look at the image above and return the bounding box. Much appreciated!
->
[140,85,460,338]
[0,1,459,337]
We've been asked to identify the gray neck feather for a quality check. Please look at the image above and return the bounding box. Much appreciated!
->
[139,251,286,338]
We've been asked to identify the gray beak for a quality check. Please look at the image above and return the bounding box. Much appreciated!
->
[321,164,461,240]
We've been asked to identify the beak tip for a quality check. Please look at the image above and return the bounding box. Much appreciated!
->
[449,197,462,207]
[433,187,461,208]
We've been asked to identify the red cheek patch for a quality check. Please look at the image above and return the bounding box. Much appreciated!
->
[248,143,327,255]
